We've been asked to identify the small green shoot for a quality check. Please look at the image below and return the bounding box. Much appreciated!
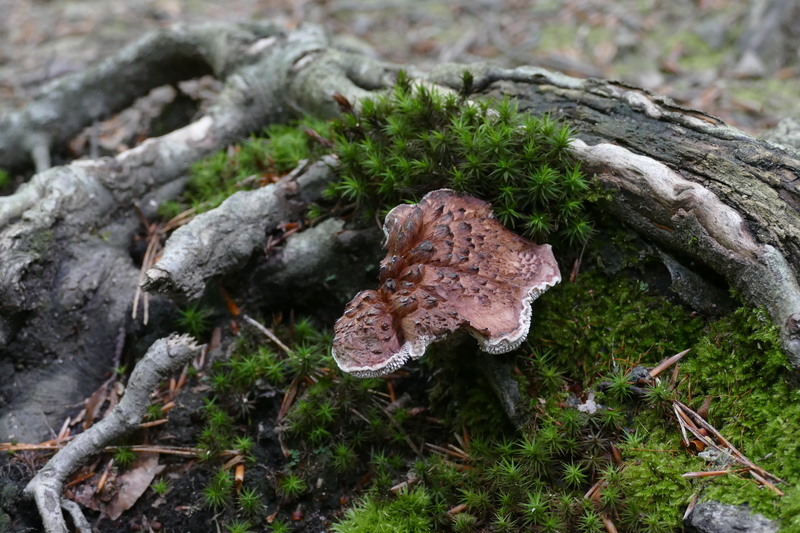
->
[238,487,261,516]
[233,435,255,459]
[277,473,307,500]
[145,403,164,421]
[562,462,588,489]
[203,468,234,509]
[177,304,212,339]
[331,443,358,473]
[150,478,169,496]
[269,518,291,533]
[113,446,135,468]
[225,519,254,533]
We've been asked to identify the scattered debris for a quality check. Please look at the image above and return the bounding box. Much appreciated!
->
[673,400,783,495]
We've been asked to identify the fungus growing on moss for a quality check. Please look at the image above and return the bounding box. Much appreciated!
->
[332,189,561,377]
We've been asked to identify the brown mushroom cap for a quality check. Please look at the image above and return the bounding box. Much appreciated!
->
[332,189,561,377]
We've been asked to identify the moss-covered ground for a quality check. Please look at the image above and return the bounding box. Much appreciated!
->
[170,265,798,532]
[4,75,796,533]
[152,76,800,532]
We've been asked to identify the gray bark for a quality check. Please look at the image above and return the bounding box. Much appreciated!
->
[685,500,779,533]
[0,22,387,443]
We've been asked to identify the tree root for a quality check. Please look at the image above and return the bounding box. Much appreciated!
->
[569,139,800,364]
[0,22,282,173]
[0,22,389,443]
[143,156,339,301]
[23,334,202,533]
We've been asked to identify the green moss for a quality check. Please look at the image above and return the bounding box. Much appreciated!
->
[677,308,796,521]
[161,117,331,217]
[170,72,594,247]
[528,270,705,382]
[328,70,596,247]
[529,271,798,527]
[225,519,255,533]
[276,473,307,500]
[20,229,54,256]
[333,486,436,533]
[617,425,698,531]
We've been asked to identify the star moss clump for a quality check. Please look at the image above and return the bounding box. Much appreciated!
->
[178,265,799,531]
[328,70,596,246]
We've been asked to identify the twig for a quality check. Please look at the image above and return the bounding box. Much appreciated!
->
[585,477,607,500]
[424,443,468,461]
[381,405,421,456]
[242,314,293,355]
[649,348,690,379]
[672,400,783,494]
[601,513,619,533]
[132,208,194,325]
[682,469,738,478]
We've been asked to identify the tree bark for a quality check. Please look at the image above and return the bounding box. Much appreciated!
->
[23,334,202,533]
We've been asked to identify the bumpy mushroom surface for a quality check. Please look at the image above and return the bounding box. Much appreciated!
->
[332,189,561,377]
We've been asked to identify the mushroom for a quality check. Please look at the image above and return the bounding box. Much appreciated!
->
[332,189,561,377]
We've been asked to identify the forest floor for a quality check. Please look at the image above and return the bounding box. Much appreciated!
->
[1,1,799,532]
